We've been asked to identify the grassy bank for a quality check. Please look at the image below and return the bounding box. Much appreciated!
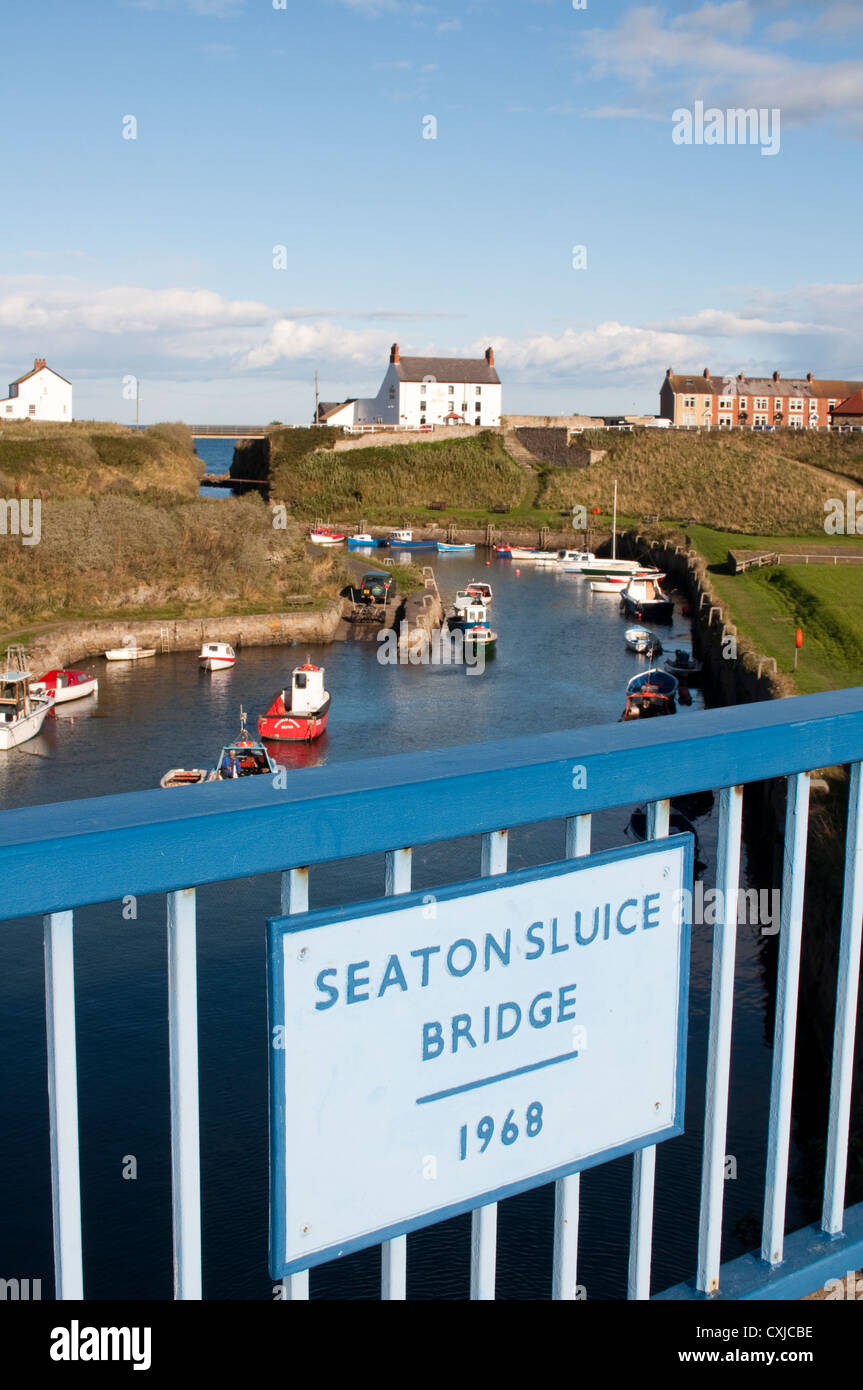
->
[0,421,203,498]
[0,493,348,631]
[269,429,529,518]
[677,525,863,694]
[536,429,861,534]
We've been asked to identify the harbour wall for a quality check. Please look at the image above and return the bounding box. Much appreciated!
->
[23,604,343,675]
[621,530,859,1112]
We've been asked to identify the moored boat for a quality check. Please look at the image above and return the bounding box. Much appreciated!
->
[30,669,99,702]
[590,578,629,593]
[619,574,674,623]
[436,541,475,553]
[199,642,235,671]
[0,672,54,749]
[258,661,331,742]
[309,524,345,546]
[620,668,678,720]
[452,581,493,612]
[557,549,596,571]
[664,649,703,682]
[348,533,386,548]
[625,626,663,657]
[104,643,156,660]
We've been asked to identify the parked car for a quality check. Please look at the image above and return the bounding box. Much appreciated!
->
[359,570,397,604]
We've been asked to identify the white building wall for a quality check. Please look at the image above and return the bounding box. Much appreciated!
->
[0,368,73,422]
[399,380,501,427]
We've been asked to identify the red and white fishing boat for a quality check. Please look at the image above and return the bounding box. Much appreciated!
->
[258,661,331,742]
[309,524,345,546]
[29,669,99,703]
[199,642,235,671]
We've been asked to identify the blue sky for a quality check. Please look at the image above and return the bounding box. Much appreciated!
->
[2,0,862,422]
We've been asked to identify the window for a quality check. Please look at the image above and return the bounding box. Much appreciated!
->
[28,404,36,416]
[420,415,426,425]
[829,400,837,409]
[476,387,482,396]
[448,386,454,394]
[738,397,747,408]
[789,398,803,410]
[719,398,733,409]
[420,399,427,410]
[755,397,768,411]
[683,396,695,408]
[754,414,768,426]
[774,398,782,410]
[462,402,468,412]
[4,405,11,415]
[718,416,732,427]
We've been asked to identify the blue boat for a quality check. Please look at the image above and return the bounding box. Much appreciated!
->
[621,668,678,721]
[348,533,387,549]
[436,542,475,553]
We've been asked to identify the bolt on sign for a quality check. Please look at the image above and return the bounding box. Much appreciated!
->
[267,837,693,1277]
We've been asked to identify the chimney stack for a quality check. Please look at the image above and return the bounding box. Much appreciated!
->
[703,368,710,378]
[390,343,400,364]
[666,367,673,379]
[737,372,744,382]
[772,370,780,382]
[485,346,495,366]
[806,372,813,382]
[34,357,46,371]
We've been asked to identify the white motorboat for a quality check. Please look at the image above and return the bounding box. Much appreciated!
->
[625,626,663,657]
[0,672,54,750]
[199,642,236,672]
[557,549,596,571]
[309,524,345,546]
[104,639,156,661]
[620,574,674,623]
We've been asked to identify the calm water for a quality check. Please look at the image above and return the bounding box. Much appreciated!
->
[0,485,814,1298]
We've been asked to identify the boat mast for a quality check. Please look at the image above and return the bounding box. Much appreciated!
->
[612,478,618,560]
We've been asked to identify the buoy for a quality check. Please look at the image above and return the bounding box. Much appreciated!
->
[486,560,491,567]
[515,568,521,576]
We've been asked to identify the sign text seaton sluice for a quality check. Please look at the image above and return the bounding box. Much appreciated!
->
[267,836,694,1276]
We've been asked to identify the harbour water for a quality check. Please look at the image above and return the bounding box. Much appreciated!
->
[0,475,815,1298]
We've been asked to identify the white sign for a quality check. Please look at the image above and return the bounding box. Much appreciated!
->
[268,837,692,1277]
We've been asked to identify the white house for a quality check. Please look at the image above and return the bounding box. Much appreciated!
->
[0,358,73,422]
[316,344,502,428]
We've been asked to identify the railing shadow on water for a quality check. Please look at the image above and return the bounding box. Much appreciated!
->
[1,689,862,1301]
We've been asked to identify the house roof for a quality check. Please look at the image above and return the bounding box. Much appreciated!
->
[396,356,501,385]
[9,362,72,388]
[833,390,863,415]
[315,399,355,422]
[666,371,863,400]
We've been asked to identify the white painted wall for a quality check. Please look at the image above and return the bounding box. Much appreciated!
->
[0,367,73,422]
[353,364,502,428]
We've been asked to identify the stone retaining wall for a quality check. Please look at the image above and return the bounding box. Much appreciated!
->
[25,604,342,675]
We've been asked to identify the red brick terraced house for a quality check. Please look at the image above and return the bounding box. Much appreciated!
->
[660,369,863,430]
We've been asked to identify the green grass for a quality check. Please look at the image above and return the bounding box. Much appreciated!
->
[269,431,529,517]
[706,565,863,693]
[0,421,202,498]
[687,524,863,567]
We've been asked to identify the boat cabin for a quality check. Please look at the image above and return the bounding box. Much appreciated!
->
[288,663,326,716]
[0,673,33,722]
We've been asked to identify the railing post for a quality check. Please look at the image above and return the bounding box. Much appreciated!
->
[167,887,202,1300]
[551,814,591,1301]
[627,799,668,1300]
[280,868,310,1301]
[470,830,508,1300]
[762,773,810,1264]
[823,762,863,1235]
[44,910,83,1300]
[381,848,412,1301]
[697,784,744,1293]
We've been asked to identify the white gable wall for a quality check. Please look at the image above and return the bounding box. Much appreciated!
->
[0,367,73,422]
[353,364,501,427]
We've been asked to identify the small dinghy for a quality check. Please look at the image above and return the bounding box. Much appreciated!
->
[30,669,99,702]
[625,626,663,658]
[258,661,331,742]
[436,541,475,553]
[199,642,235,671]
[664,649,703,682]
[620,668,678,720]
[591,578,629,594]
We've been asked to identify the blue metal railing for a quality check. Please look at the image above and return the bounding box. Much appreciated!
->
[2,689,863,1300]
